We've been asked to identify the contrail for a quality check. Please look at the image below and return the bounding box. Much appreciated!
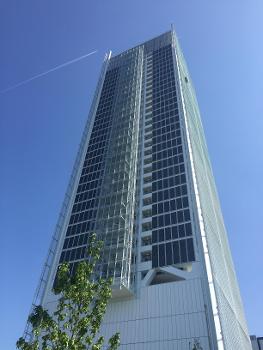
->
[0,50,97,94]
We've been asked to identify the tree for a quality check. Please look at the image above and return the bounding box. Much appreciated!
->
[17,234,120,350]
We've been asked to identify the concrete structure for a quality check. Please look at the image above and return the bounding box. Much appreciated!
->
[26,30,251,350]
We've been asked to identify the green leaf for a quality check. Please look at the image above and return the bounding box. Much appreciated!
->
[17,234,120,350]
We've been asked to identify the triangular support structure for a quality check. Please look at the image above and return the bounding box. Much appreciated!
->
[141,265,191,287]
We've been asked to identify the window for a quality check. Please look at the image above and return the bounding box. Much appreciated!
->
[172,241,180,264]
[143,197,152,206]
[144,157,152,165]
[187,238,195,261]
[142,209,152,218]
[159,229,165,242]
[159,244,165,266]
[142,222,152,232]
[152,245,158,268]
[142,236,152,246]
[141,251,152,262]
[143,186,152,195]
[144,166,152,174]
[166,242,173,265]
[180,240,187,263]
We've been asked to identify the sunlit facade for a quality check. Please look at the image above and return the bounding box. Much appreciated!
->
[27,31,252,350]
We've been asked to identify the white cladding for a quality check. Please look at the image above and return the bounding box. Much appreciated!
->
[43,263,212,349]
[102,279,209,349]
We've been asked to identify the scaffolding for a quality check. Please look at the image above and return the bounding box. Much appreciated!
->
[95,47,144,294]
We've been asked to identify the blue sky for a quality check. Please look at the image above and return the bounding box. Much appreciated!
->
[1,1,262,349]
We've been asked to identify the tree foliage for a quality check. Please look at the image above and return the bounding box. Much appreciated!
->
[17,234,120,350]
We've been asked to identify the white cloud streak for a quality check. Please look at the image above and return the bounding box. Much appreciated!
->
[0,50,98,94]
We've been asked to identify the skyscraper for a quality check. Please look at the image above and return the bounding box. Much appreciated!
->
[26,30,252,350]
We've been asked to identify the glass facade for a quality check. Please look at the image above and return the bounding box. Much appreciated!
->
[149,44,195,268]
[58,47,143,290]
[59,68,120,270]
[55,37,197,290]
[27,30,252,350]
